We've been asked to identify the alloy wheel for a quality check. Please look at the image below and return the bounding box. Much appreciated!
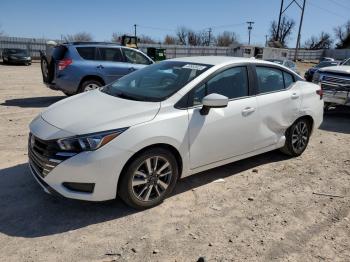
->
[291,121,308,154]
[83,83,100,92]
[131,156,173,202]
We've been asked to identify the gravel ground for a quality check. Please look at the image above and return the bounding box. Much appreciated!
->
[0,62,349,262]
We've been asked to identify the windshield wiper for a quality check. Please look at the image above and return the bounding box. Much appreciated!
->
[115,91,146,101]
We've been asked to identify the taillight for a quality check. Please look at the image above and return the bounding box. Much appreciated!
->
[316,89,323,100]
[58,58,72,71]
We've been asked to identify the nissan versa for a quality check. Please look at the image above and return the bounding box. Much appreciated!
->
[28,57,323,209]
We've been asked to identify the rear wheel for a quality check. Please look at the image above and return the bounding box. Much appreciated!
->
[79,80,103,93]
[41,57,49,82]
[118,148,179,209]
[280,118,311,157]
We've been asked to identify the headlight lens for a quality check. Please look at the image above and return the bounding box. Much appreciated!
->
[57,128,128,152]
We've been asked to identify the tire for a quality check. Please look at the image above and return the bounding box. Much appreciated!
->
[79,79,103,93]
[280,118,311,157]
[118,148,179,209]
[41,57,49,82]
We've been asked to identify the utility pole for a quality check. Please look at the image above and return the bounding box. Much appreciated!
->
[208,28,212,46]
[276,0,284,41]
[247,21,254,45]
[134,24,137,38]
[294,0,306,61]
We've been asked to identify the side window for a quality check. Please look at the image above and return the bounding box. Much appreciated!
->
[123,49,150,65]
[193,67,249,106]
[256,67,284,94]
[283,71,294,88]
[76,47,96,60]
[98,48,123,62]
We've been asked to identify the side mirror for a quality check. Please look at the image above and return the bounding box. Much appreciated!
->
[200,93,228,115]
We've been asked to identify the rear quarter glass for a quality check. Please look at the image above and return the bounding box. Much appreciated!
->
[52,46,68,60]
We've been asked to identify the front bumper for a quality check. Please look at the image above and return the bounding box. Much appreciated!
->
[323,90,350,105]
[28,117,134,201]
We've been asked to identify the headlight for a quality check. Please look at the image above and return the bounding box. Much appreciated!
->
[57,128,128,152]
[312,71,321,83]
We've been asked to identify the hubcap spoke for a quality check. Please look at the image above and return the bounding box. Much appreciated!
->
[157,162,170,174]
[157,180,168,190]
[132,178,147,187]
[145,158,153,175]
[144,185,153,201]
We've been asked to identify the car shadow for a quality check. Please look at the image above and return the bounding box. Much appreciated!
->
[320,106,350,134]
[1,96,65,108]
[0,150,289,238]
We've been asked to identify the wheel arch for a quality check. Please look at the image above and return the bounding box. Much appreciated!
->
[117,143,183,192]
[296,114,314,134]
[79,75,106,90]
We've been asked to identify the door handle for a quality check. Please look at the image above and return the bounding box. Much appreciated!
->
[242,107,256,116]
[96,64,104,69]
[129,67,135,71]
[291,93,299,99]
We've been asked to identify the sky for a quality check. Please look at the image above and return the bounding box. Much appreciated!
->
[1,0,350,47]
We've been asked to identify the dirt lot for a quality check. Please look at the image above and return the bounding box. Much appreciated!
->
[0,62,349,262]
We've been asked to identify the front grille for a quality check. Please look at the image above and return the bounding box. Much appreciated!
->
[28,133,75,178]
[321,75,350,91]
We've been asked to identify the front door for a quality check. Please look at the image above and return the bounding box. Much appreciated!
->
[188,66,260,169]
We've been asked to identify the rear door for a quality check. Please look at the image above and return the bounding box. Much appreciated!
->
[95,47,129,83]
[254,65,301,149]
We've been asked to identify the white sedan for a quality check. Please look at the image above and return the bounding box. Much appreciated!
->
[28,56,324,209]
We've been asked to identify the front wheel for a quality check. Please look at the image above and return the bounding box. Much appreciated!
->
[280,118,311,157]
[118,148,179,209]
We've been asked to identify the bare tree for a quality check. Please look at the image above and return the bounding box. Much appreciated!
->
[176,26,189,45]
[215,31,240,47]
[0,24,4,37]
[163,35,177,45]
[111,32,123,42]
[269,16,295,47]
[139,35,156,44]
[334,20,350,49]
[64,32,93,42]
[304,32,333,49]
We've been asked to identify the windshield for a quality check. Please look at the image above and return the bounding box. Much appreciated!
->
[101,61,212,102]
[8,49,28,55]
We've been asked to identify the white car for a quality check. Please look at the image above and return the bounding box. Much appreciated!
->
[28,56,324,209]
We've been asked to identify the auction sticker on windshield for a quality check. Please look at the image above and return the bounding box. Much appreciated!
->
[182,64,207,70]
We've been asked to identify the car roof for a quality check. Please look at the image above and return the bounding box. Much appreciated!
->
[63,42,123,48]
[169,56,279,66]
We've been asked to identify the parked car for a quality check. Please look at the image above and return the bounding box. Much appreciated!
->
[40,42,154,96]
[313,64,350,109]
[29,56,323,209]
[265,59,300,74]
[340,57,350,65]
[304,61,340,82]
[2,48,31,65]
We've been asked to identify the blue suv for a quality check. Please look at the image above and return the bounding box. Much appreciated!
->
[40,42,154,95]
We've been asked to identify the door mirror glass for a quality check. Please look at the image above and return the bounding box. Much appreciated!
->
[200,93,228,115]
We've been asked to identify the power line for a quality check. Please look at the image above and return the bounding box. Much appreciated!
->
[307,1,348,20]
[324,0,350,11]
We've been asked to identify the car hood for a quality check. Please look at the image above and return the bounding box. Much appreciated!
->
[318,65,350,74]
[41,90,161,135]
